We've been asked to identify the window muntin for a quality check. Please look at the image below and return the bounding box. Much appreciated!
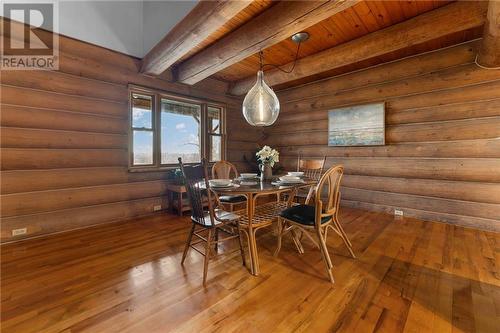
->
[129,88,225,170]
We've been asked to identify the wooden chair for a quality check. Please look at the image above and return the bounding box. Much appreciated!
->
[294,155,326,203]
[275,165,355,284]
[298,155,326,180]
[212,160,247,211]
[179,158,246,286]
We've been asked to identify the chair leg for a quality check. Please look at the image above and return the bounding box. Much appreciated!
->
[333,218,356,259]
[317,229,334,284]
[236,223,246,266]
[290,228,305,254]
[274,217,283,257]
[181,223,195,265]
[214,228,219,253]
[203,229,214,286]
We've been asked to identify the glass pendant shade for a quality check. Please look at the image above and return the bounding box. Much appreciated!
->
[242,70,280,126]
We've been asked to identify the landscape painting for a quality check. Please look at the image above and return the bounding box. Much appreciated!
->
[328,103,385,146]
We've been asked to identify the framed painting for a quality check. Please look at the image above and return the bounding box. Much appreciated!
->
[328,103,385,146]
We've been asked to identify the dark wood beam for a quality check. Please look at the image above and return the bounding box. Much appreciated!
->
[140,0,252,76]
[229,1,488,95]
[477,0,500,68]
[176,0,361,85]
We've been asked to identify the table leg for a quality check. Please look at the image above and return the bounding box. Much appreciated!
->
[168,190,174,214]
[249,228,259,275]
[242,229,254,274]
[178,192,183,216]
[245,193,260,276]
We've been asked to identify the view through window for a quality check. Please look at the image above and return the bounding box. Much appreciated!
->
[131,93,154,165]
[129,87,225,169]
[161,99,201,164]
[208,106,222,162]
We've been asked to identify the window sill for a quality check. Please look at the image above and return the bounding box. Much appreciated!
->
[128,166,176,173]
[128,162,218,173]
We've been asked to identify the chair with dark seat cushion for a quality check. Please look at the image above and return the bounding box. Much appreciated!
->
[212,160,247,211]
[219,195,247,203]
[179,158,246,286]
[280,204,331,226]
[275,165,356,284]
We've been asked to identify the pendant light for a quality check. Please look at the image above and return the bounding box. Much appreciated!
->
[242,53,280,126]
[242,32,309,127]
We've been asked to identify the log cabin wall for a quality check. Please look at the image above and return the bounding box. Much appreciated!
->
[0,31,261,243]
[267,40,500,232]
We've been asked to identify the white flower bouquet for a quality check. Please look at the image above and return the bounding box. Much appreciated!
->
[256,145,279,167]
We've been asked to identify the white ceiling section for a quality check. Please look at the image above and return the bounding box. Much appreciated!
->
[142,0,197,55]
[60,1,144,57]
[39,0,198,58]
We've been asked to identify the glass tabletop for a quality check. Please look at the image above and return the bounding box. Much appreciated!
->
[206,177,317,194]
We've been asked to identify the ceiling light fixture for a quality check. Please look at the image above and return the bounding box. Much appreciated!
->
[242,32,309,127]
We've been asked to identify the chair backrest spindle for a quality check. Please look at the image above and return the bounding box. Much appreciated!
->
[212,160,239,179]
[178,158,215,226]
[314,165,344,228]
[297,155,326,180]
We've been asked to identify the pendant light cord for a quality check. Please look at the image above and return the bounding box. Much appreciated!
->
[259,41,302,74]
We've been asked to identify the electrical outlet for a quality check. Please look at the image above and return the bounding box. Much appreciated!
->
[12,228,27,236]
[394,209,404,217]
[153,205,162,212]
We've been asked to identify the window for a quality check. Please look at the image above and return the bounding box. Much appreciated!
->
[129,86,225,170]
[208,106,222,162]
[131,93,154,166]
[160,98,201,164]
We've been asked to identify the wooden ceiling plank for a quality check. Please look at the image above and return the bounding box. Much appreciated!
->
[415,0,435,14]
[342,7,370,35]
[477,0,500,68]
[366,1,393,28]
[381,1,405,23]
[140,0,253,76]
[175,0,361,85]
[324,15,352,43]
[400,0,420,20]
[229,1,487,95]
[351,2,381,32]
[334,8,366,39]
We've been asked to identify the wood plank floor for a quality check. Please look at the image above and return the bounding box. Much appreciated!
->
[1,207,499,333]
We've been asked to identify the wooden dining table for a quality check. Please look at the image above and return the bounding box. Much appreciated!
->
[210,177,317,276]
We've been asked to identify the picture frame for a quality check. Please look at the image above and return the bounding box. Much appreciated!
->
[328,102,385,146]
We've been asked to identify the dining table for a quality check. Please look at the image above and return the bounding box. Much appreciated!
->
[210,176,317,276]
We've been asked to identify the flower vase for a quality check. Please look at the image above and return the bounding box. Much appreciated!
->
[259,163,273,181]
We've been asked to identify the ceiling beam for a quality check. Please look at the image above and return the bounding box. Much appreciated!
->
[140,0,252,76]
[229,1,488,96]
[477,0,500,68]
[175,0,361,85]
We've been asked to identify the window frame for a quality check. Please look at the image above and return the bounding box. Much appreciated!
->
[206,104,225,163]
[128,85,226,172]
[129,91,156,167]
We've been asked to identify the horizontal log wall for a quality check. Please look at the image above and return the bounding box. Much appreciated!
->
[0,31,258,242]
[269,40,500,232]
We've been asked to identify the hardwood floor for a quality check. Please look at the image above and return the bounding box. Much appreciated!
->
[1,207,499,333]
